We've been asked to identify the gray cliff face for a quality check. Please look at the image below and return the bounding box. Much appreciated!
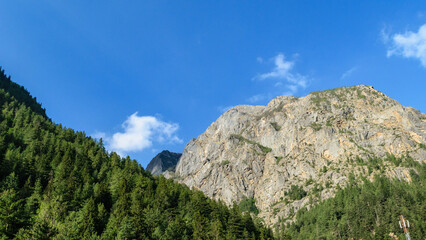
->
[146,150,182,176]
[171,85,426,225]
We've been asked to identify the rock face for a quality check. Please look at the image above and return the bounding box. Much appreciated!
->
[171,85,426,225]
[146,150,182,176]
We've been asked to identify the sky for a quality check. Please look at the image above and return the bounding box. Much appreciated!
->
[0,1,425,167]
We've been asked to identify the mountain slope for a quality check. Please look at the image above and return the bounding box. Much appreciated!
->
[0,68,46,118]
[0,68,273,239]
[171,85,425,225]
[281,168,425,239]
[146,150,181,175]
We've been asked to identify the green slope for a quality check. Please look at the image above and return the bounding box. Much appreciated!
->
[0,68,46,118]
[0,67,273,239]
[278,163,425,239]
[1,66,424,240]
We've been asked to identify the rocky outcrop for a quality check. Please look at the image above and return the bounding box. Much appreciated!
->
[170,85,426,225]
[146,150,181,176]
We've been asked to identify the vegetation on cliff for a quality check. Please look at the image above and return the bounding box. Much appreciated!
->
[0,67,273,239]
[278,162,425,239]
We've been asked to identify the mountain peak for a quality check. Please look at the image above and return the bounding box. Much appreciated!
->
[146,150,182,175]
[171,85,425,225]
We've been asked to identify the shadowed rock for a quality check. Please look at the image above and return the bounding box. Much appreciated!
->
[147,150,182,175]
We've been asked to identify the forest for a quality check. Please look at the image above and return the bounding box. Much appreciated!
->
[0,67,424,239]
[0,68,273,239]
[279,161,425,239]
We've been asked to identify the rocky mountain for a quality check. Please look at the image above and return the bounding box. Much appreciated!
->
[168,85,425,225]
[0,67,274,239]
[146,150,182,175]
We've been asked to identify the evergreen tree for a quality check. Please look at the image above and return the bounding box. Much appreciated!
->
[0,189,25,237]
[0,67,273,239]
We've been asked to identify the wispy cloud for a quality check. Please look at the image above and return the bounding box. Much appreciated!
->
[251,53,309,100]
[253,53,294,81]
[93,112,182,156]
[217,105,235,113]
[341,66,358,80]
[385,24,426,67]
[247,94,268,103]
[380,26,391,44]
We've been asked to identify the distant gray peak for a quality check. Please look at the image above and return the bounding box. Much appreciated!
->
[146,150,182,176]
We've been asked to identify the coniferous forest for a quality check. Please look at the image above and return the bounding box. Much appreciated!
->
[0,67,424,239]
[279,166,425,239]
[0,68,274,239]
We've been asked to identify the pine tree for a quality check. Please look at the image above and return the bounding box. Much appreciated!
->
[117,216,136,240]
[79,197,97,238]
[226,205,244,239]
[0,189,25,237]
[0,70,277,239]
[209,219,224,240]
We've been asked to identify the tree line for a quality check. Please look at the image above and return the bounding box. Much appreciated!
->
[0,67,274,239]
[278,162,425,239]
[0,67,424,239]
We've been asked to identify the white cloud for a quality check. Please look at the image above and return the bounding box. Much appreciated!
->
[341,66,358,80]
[286,73,307,88]
[386,24,426,67]
[254,53,294,81]
[93,112,182,156]
[253,53,309,97]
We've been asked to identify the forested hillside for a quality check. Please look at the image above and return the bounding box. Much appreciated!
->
[0,69,46,118]
[0,67,273,239]
[0,67,424,240]
[279,162,425,239]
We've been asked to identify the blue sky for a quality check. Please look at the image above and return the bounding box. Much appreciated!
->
[0,1,425,167]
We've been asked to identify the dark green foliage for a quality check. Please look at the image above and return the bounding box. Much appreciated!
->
[238,197,259,215]
[310,93,330,108]
[385,153,402,166]
[256,103,284,120]
[0,67,46,118]
[382,153,418,168]
[357,89,366,99]
[285,185,307,201]
[270,122,281,131]
[0,69,274,239]
[221,160,230,166]
[280,163,425,239]
[230,134,272,154]
[259,145,272,154]
[310,123,322,131]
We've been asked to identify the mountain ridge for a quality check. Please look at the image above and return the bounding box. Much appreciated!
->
[168,84,425,225]
[0,67,47,118]
[0,67,274,239]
